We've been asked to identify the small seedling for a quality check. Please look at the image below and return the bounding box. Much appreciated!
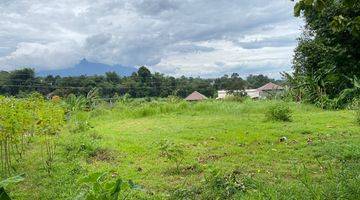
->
[158,140,185,173]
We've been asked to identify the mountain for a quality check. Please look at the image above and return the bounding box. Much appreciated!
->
[37,59,138,77]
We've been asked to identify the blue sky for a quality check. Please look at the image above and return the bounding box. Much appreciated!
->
[0,0,302,78]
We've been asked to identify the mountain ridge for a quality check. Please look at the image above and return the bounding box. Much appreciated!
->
[37,59,138,77]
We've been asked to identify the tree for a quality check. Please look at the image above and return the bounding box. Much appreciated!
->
[4,68,36,95]
[0,71,10,94]
[246,74,274,88]
[288,0,360,108]
[105,72,121,84]
[0,67,278,100]
[137,66,151,81]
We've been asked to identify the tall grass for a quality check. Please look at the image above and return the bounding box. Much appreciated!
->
[99,99,300,120]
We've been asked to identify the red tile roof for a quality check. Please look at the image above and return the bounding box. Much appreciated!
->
[257,82,283,91]
[185,91,208,101]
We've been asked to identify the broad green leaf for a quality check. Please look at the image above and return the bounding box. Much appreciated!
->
[0,174,25,187]
[111,179,123,200]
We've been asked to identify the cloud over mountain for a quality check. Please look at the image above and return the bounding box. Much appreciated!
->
[0,0,302,77]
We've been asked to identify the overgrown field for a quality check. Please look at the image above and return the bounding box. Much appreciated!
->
[2,98,360,199]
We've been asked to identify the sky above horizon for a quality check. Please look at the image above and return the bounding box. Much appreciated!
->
[0,0,303,78]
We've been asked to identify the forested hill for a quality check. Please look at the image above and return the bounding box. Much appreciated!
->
[0,66,280,98]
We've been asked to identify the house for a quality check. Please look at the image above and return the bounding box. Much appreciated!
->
[216,82,283,100]
[185,91,208,101]
[217,90,228,99]
[257,82,283,98]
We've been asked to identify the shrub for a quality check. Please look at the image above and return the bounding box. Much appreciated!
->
[202,169,248,198]
[69,112,92,133]
[0,95,65,175]
[170,168,252,199]
[166,95,182,103]
[224,91,247,102]
[224,95,247,102]
[64,94,87,112]
[265,103,292,122]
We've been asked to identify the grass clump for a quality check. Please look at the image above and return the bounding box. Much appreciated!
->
[170,168,252,199]
[265,102,292,122]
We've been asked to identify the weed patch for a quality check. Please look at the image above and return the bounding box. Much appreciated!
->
[170,168,253,199]
[265,102,292,122]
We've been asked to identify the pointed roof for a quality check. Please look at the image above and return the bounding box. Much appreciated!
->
[185,91,208,101]
[257,82,283,91]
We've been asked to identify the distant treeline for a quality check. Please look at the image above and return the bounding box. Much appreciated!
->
[0,67,281,98]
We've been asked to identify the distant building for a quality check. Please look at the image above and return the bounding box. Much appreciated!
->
[216,82,283,100]
[185,91,208,101]
[217,90,228,99]
[257,82,283,98]
[244,89,260,99]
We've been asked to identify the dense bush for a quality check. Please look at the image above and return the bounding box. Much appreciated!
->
[265,103,292,122]
[0,94,65,176]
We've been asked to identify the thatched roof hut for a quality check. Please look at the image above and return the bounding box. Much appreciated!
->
[185,91,208,101]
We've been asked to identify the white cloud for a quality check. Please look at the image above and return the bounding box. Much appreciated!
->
[0,41,82,70]
[154,40,293,78]
[0,0,302,77]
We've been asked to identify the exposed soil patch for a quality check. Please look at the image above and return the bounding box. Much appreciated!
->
[87,148,115,163]
[197,152,228,164]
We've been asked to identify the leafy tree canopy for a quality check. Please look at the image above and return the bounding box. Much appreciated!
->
[287,0,360,108]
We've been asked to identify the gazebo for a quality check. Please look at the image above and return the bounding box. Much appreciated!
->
[185,91,208,101]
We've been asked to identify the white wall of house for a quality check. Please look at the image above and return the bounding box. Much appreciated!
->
[245,89,260,99]
[217,90,228,99]
[217,89,260,99]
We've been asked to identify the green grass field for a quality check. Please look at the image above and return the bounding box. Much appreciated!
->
[9,100,360,199]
